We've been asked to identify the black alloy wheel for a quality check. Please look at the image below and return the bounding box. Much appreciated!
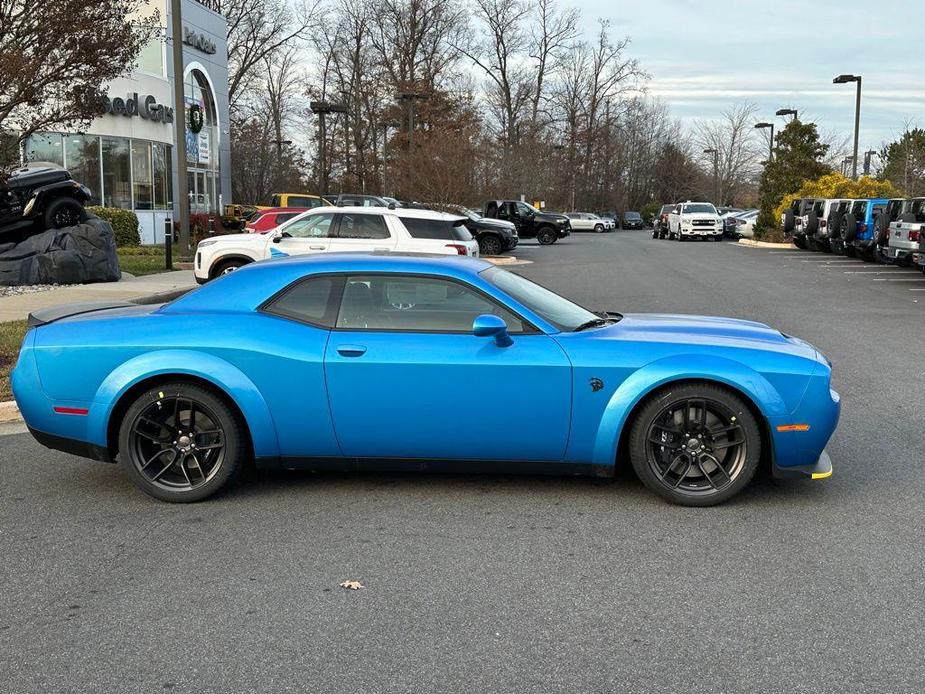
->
[629,382,760,506]
[45,198,87,229]
[119,383,246,502]
[536,227,556,245]
[478,235,502,256]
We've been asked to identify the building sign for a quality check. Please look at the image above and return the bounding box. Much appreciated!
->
[183,27,216,55]
[100,93,173,124]
[198,131,211,166]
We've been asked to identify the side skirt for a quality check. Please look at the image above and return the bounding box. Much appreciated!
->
[255,456,614,478]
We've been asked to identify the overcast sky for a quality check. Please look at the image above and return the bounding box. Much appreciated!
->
[579,0,923,152]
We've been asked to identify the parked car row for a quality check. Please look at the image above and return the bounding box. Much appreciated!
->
[784,196,925,271]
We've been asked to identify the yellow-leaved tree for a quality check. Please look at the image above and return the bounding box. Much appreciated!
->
[773,173,900,222]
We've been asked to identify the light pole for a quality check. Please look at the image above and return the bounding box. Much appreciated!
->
[309,100,347,196]
[703,148,718,205]
[378,120,400,196]
[755,122,774,163]
[395,91,428,148]
[863,149,878,176]
[833,74,862,179]
[776,108,798,121]
[169,0,190,252]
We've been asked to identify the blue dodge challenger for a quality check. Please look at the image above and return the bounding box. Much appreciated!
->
[12,253,839,506]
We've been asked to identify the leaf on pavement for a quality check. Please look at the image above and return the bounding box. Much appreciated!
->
[339,580,364,590]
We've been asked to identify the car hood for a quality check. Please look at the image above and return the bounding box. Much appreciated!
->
[201,232,261,245]
[680,213,717,220]
[601,313,819,359]
[476,217,516,232]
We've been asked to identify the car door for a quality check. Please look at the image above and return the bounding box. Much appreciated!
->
[270,212,338,258]
[323,273,572,461]
[326,211,397,253]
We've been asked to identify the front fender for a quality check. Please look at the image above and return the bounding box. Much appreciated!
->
[589,354,795,467]
[88,349,280,457]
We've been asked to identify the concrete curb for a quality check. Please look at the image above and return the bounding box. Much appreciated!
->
[737,239,795,249]
[484,256,532,266]
[0,400,21,423]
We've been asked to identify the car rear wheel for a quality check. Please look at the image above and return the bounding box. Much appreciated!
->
[536,227,556,245]
[629,382,761,506]
[44,198,87,229]
[118,382,247,502]
[594,224,604,233]
[478,235,502,256]
[793,235,807,249]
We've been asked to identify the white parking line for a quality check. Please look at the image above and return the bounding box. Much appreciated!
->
[843,270,921,274]
[870,278,925,282]
[908,288,925,291]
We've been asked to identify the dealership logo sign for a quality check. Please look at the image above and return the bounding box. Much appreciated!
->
[183,27,217,54]
[100,93,174,124]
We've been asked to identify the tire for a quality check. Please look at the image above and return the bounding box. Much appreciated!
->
[44,197,88,229]
[118,382,248,502]
[628,381,761,507]
[874,213,891,246]
[805,211,819,235]
[783,209,796,232]
[652,229,659,239]
[212,258,247,278]
[874,245,892,264]
[536,226,556,245]
[713,235,722,242]
[478,234,502,256]
[594,224,604,233]
[842,213,858,242]
[793,234,807,249]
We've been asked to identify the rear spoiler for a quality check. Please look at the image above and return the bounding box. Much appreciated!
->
[27,300,138,328]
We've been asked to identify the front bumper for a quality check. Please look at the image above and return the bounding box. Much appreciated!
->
[772,449,833,480]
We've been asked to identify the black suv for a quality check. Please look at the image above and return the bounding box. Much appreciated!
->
[449,206,518,255]
[482,200,570,245]
[621,211,644,229]
[1,163,91,243]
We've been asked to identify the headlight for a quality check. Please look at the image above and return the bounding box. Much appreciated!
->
[198,239,219,248]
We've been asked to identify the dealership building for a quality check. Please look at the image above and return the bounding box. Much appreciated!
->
[23,0,231,244]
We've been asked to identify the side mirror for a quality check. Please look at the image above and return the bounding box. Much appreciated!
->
[473,314,512,347]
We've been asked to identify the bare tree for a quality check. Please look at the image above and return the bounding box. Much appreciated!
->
[694,103,761,205]
[0,0,157,174]
[528,0,578,127]
[224,0,318,113]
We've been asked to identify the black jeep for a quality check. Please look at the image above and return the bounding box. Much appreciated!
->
[482,200,570,245]
[1,163,91,243]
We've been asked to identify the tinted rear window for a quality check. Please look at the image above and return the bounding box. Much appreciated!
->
[402,218,472,241]
[263,277,337,327]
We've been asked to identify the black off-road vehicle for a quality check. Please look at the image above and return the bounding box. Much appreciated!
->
[483,200,570,245]
[1,163,91,243]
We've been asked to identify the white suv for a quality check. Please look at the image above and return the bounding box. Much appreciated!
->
[668,202,722,241]
[194,206,480,283]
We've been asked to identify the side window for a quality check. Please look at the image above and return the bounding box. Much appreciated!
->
[287,196,310,207]
[516,202,532,216]
[282,213,336,238]
[851,201,865,216]
[270,194,281,207]
[497,203,512,219]
[263,276,339,327]
[275,213,298,225]
[337,214,390,239]
[336,275,526,333]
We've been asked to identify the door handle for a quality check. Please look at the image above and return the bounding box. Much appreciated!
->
[336,344,367,357]
[309,245,326,250]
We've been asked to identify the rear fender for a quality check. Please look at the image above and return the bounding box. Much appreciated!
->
[89,349,280,457]
[590,354,791,467]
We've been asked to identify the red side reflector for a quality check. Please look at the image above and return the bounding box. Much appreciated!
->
[54,406,89,416]
[776,424,810,432]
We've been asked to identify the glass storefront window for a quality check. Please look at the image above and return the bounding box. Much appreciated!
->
[152,143,167,210]
[102,138,131,210]
[25,133,63,166]
[64,135,101,205]
[131,141,153,210]
[184,68,221,213]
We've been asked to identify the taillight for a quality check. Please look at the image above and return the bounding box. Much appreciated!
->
[445,243,468,255]
[859,223,868,233]
[910,230,921,243]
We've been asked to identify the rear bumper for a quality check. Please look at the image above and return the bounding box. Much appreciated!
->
[772,449,832,480]
[27,426,113,463]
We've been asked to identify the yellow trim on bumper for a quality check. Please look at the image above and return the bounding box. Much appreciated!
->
[811,468,833,480]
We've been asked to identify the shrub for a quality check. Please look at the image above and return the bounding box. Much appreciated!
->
[86,206,140,247]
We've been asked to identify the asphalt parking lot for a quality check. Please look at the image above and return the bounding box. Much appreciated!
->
[2,231,923,693]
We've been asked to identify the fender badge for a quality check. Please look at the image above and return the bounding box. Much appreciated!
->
[589,377,604,392]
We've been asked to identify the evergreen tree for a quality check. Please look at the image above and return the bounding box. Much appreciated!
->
[754,120,830,237]
[878,128,925,196]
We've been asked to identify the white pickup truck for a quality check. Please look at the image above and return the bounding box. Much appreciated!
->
[668,202,723,241]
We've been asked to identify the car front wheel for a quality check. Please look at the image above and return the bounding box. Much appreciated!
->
[44,198,88,229]
[478,235,502,256]
[629,382,761,506]
[213,258,248,278]
[536,227,556,245]
[118,382,247,502]
[594,224,604,233]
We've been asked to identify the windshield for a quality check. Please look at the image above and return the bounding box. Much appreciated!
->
[624,212,641,219]
[682,204,717,214]
[481,266,598,331]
